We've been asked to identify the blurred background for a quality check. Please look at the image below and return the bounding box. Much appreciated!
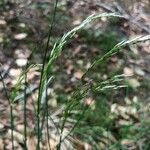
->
[0,0,150,149]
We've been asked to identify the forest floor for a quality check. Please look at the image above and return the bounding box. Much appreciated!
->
[0,0,150,149]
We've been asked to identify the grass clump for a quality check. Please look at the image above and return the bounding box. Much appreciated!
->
[0,1,150,149]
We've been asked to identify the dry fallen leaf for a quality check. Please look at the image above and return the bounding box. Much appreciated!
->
[14,33,27,40]
[127,78,140,89]
[0,139,4,149]
[7,129,24,143]
[121,139,135,147]
[27,136,37,150]
[124,67,134,76]
[118,120,132,126]
[74,70,84,79]
[9,68,21,77]
[0,19,6,25]
[16,58,27,67]
[0,123,4,129]
[84,97,95,107]
[134,66,145,76]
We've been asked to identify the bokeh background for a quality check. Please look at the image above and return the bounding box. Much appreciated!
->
[0,0,150,149]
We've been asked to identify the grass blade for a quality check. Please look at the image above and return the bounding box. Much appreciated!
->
[36,0,59,149]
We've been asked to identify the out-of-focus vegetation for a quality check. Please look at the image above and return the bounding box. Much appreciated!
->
[0,0,150,149]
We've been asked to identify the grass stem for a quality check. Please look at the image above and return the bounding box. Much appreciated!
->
[23,64,28,150]
[36,0,58,149]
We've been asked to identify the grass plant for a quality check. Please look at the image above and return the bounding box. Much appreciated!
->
[0,1,150,149]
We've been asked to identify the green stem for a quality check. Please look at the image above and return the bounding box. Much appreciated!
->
[36,0,58,149]
[23,65,28,150]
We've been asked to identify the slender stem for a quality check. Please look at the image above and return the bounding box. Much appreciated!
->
[61,105,87,142]
[40,76,54,133]
[46,92,51,150]
[10,104,15,150]
[36,0,58,149]
[40,75,53,149]
[57,102,76,149]
[23,65,28,150]
[40,76,51,149]
[0,72,14,150]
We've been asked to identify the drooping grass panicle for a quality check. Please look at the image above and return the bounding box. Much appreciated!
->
[82,35,150,79]
[46,13,123,73]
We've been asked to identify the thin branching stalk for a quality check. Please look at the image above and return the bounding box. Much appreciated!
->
[57,103,73,149]
[36,0,58,149]
[61,105,88,142]
[82,35,150,80]
[0,72,14,150]
[57,100,80,149]
[58,83,94,146]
